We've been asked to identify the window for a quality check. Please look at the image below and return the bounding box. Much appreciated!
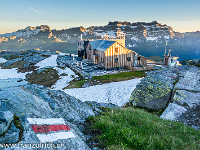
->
[127,57,131,61]
[115,58,118,62]
[115,48,118,53]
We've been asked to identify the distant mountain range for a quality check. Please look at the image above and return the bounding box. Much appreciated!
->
[0,21,200,60]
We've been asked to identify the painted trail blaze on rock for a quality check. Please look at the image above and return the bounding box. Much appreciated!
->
[31,125,70,133]
[27,118,76,142]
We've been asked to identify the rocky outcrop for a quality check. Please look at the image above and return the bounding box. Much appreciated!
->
[160,66,200,130]
[0,84,95,149]
[188,59,200,67]
[130,66,200,130]
[1,50,50,72]
[130,67,179,109]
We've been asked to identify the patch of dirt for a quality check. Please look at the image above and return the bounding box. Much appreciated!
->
[2,61,26,69]
[26,68,59,87]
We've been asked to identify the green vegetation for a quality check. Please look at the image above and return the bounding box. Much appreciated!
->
[66,71,146,89]
[147,56,164,62]
[26,68,59,87]
[85,108,200,150]
[93,71,146,83]
[13,115,24,143]
[66,79,87,89]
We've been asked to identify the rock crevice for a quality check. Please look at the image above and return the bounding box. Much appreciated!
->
[130,66,200,130]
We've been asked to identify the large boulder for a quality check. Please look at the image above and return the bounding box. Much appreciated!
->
[161,66,200,130]
[0,84,95,149]
[130,67,179,109]
[130,65,200,129]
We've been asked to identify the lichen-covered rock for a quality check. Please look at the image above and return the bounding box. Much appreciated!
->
[130,67,179,109]
[160,103,187,120]
[130,65,200,129]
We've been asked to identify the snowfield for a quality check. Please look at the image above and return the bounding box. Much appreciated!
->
[64,78,141,106]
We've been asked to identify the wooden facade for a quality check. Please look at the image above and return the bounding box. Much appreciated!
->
[78,39,147,70]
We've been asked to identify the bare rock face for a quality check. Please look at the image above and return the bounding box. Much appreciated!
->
[130,65,200,130]
[160,66,200,130]
[0,84,95,149]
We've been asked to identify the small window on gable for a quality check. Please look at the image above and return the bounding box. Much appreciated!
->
[127,57,131,61]
[115,48,118,53]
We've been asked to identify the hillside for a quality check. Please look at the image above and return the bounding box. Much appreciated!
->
[0,21,200,60]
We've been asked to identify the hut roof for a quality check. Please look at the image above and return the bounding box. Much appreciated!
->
[90,40,116,52]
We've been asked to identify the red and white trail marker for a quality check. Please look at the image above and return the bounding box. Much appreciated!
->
[27,118,76,142]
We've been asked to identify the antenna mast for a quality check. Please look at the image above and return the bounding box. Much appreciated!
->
[164,40,167,56]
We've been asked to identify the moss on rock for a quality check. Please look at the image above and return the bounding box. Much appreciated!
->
[26,68,59,87]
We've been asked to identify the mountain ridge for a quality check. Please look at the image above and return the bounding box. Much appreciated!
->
[0,21,199,60]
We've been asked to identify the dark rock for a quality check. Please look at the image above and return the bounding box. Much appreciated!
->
[3,58,22,67]
[188,59,200,67]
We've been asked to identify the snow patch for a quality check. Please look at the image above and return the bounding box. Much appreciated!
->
[146,37,158,41]
[64,78,141,106]
[35,55,58,69]
[51,67,78,90]
[131,37,139,42]
[0,58,7,63]
[0,68,30,79]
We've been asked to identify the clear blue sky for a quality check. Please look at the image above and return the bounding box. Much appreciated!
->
[0,0,199,34]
